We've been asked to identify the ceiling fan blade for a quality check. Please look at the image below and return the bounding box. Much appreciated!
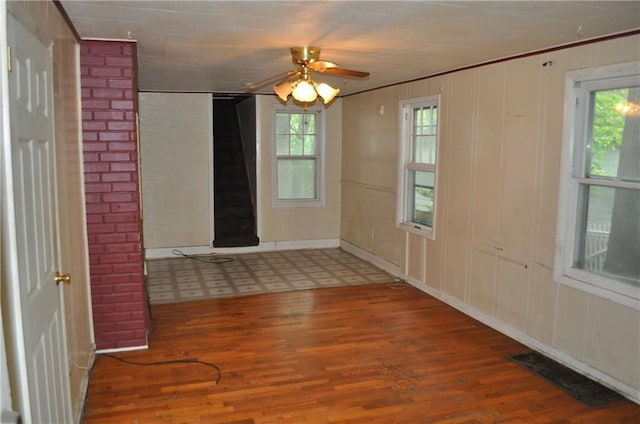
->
[245,70,296,92]
[316,67,370,78]
[309,60,369,77]
[274,71,301,87]
[309,60,339,71]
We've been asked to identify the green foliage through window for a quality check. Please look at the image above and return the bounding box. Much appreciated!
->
[590,89,628,176]
[275,110,319,201]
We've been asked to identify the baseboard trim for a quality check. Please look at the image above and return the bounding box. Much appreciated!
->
[145,239,342,259]
[401,275,640,405]
[95,344,148,355]
[339,240,402,278]
[341,242,638,405]
[74,348,95,424]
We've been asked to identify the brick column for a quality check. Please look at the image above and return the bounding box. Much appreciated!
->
[80,40,149,350]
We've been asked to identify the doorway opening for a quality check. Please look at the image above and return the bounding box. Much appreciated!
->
[212,96,259,247]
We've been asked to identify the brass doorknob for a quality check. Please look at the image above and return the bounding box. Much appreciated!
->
[55,272,71,286]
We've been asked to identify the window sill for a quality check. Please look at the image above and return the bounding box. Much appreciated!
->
[553,269,640,310]
[397,222,434,240]
[273,199,324,208]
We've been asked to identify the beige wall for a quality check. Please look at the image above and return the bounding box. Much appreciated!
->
[139,92,212,248]
[341,86,404,262]
[341,35,640,400]
[257,95,342,243]
[5,1,94,421]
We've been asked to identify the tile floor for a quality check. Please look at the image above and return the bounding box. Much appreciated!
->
[146,248,396,305]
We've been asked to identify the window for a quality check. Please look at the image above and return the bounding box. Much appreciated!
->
[555,62,640,308]
[397,95,440,239]
[272,105,324,207]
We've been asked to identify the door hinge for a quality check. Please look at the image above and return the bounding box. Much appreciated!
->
[7,46,12,73]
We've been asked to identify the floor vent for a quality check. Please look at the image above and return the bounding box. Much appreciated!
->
[509,351,623,407]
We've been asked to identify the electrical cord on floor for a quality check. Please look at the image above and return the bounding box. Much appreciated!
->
[172,249,234,265]
[100,353,222,385]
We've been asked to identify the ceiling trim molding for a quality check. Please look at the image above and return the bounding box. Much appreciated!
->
[82,37,138,43]
[344,28,640,98]
[53,0,81,42]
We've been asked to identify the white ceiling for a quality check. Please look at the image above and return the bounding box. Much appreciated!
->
[60,1,640,96]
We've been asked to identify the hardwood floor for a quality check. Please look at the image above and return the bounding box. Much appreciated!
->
[82,283,640,423]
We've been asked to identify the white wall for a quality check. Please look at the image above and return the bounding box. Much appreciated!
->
[341,34,640,402]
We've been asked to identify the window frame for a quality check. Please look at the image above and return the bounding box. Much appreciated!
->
[554,61,640,309]
[271,103,325,208]
[396,95,441,239]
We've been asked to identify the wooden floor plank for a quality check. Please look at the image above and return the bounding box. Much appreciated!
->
[82,283,640,423]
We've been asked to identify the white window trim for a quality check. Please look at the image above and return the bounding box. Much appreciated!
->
[396,95,441,240]
[554,61,640,309]
[271,103,325,208]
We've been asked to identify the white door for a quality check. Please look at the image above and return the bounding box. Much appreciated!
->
[7,14,72,423]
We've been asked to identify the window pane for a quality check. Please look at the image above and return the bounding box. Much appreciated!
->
[287,113,314,134]
[589,87,640,182]
[290,134,303,155]
[305,114,316,133]
[290,113,304,135]
[414,135,436,164]
[575,184,640,284]
[303,134,316,155]
[408,171,434,227]
[276,114,290,134]
[416,171,434,187]
[277,112,317,157]
[276,134,290,155]
[277,158,316,199]
[412,106,437,165]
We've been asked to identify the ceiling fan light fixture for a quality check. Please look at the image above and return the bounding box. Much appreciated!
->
[291,79,317,103]
[272,46,365,104]
[273,80,293,102]
[315,82,340,104]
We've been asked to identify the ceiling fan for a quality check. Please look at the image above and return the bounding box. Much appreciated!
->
[271,46,370,105]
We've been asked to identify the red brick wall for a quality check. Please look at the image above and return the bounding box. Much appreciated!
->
[80,40,150,350]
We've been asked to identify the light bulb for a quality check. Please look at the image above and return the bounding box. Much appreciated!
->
[291,80,317,103]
